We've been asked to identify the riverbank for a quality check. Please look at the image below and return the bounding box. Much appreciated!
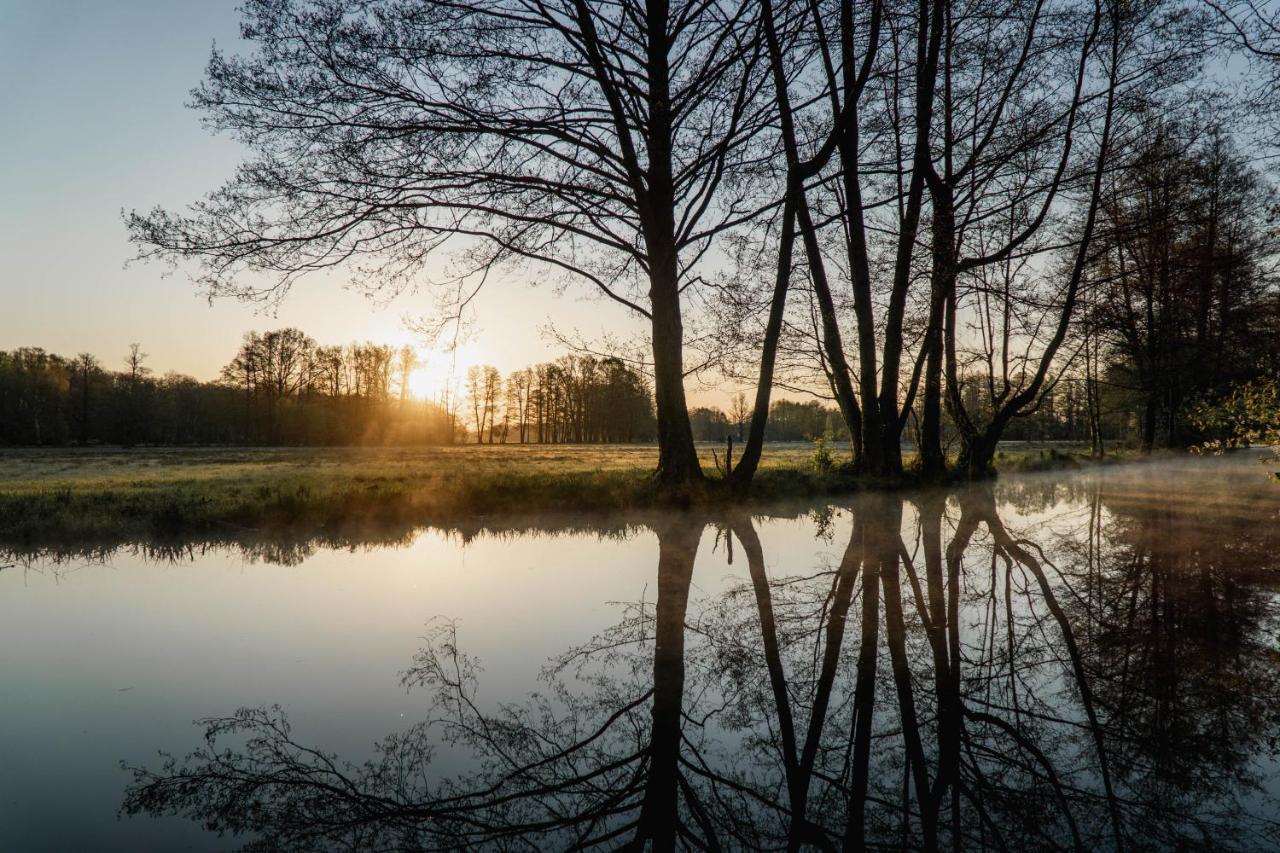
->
[0,443,1132,544]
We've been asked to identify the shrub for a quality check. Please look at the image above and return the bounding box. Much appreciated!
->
[810,433,837,474]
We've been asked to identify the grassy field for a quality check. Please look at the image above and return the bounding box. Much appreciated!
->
[0,444,831,545]
[0,442,1122,546]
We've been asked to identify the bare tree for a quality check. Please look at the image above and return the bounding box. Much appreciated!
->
[126,0,775,488]
[124,343,149,386]
[483,366,501,444]
[1209,0,1280,106]
[73,352,100,446]
[932,0,1201,477]
[729,391,749,441]
[121,343,153,446]
[505,369,531,443]
[396,345,418,405]
[466,366,487,445]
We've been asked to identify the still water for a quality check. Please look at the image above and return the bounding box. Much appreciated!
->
[3,455,1280,851]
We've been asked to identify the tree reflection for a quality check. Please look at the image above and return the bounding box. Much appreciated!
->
[1064,478,1280,845]
[121,480,1280,850]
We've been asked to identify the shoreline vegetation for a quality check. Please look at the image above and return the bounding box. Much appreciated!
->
[1,443,1144,547]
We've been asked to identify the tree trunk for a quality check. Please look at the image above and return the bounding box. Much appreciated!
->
[732,198,796,489]
[956,429,999,480]
[1086,335,1105,458]
[795,197,864,469]
[919,190,955,480]
[844,504,881,849]
[649,275,702,488]
[640,0,701,491]
[919,340,945,478]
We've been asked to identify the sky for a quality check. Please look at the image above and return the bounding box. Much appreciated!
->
[0,1,653,398]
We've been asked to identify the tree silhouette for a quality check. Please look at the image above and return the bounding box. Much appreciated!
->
[126,0,776,487]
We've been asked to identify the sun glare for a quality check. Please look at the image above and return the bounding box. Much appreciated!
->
[363,322,496,401]
[398,340,491,400]
[407,367,436,400]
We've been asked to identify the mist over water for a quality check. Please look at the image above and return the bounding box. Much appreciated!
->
[3,454,1279,850]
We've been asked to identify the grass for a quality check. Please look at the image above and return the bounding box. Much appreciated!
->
[0,444,837,545]
[0,441,1136,548]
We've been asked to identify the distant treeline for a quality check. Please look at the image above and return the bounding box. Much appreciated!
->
[466,367,857,445]
[0,332,853,447]
[690,399,846,444]
[462,357,655,444]
[0,335,454,447]
[0,334,1192,449]
[0,330,663,447]
[7,225,1276,455]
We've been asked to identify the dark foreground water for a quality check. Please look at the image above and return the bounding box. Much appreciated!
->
[3,454,1280,851]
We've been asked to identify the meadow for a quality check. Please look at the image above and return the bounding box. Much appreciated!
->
[0,442,1113,546]
[0,444,813,543]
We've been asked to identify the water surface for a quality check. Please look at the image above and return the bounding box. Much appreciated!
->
[3,455,1280,850]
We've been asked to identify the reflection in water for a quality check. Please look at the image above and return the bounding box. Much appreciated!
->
[3,515,647,569]
[117,463,1280,850]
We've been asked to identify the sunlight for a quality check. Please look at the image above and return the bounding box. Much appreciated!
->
[403,340,490,400]
[407,367,435,400]
[358,321,496,401]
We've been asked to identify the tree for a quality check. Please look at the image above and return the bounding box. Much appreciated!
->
[126,0,775,488]
[124,343,149,385]
[483,366,501,445]
[121,343,152,446]
[396,346,418,405]
[729,391,749,442]
[466,366,486,445]
[920,0,1122,477]
[1075,122,1279,453]
[72,353,100,446]
[465,365,501,444]
[737,0,885,476]
[505,370,531,443]
[932,0,1208,477]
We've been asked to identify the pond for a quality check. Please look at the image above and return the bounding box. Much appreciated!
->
[3,455,1280,851]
